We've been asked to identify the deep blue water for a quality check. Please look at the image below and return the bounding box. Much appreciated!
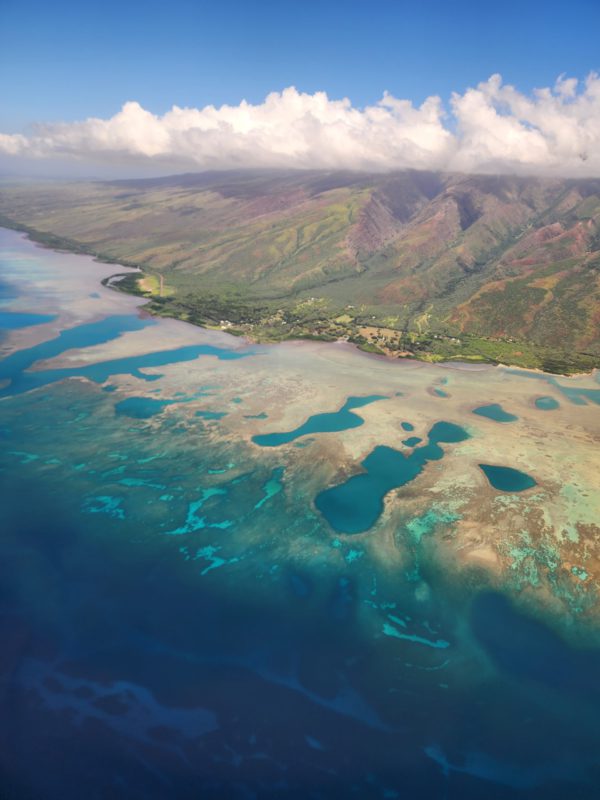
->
[472,592,600,695]
[252,395,387,447]
[316,422,470,534]
[4,432,598,799]
[479,464,537,492]
[473,403,518,423]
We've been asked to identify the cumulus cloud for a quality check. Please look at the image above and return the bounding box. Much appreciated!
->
[2,74,600,176]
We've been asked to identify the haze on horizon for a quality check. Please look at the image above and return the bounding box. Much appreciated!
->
[1,0,600,179]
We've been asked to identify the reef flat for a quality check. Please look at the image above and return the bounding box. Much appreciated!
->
[1,227,600,798]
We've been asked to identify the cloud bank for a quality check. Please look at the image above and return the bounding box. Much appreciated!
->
[2,74,600,177]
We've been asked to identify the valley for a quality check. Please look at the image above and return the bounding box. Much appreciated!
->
[2,168,599,373]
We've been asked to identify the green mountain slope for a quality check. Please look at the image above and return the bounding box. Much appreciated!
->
[1,169,599,371]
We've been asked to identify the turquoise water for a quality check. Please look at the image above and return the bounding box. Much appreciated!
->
[403,436,422,447]
[1,230,599,800]
[479,464,537,492]
[195,409,228,420]
[535,396,560,410]
[550,383,600,406]
[0,338,255,398]
[508,369,600,406]
[401,421,414,431]
[316,421,470,533]
[0,310,57,329]
[252,394,386,447]
[0,314,154,381]
[473,403,518,422]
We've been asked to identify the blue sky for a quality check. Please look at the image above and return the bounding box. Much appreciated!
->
[2,0,599,132]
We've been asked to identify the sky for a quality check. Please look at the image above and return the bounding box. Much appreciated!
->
[1,0,600,177]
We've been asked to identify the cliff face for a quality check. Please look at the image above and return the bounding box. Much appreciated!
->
[1,169,599,352]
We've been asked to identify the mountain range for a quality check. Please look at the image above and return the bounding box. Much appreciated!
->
[1,169,599,371]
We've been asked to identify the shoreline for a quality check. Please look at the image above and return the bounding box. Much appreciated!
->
[2,221,598,380]
[2,225,599,643]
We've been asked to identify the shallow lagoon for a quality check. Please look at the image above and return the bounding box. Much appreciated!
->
[479,463,537,492]
[0,309,57,329]
[252,394,386,446]
[316,422,470,534]
[1,228,600,799]
[535,395,560,410]
[473,403,518,423]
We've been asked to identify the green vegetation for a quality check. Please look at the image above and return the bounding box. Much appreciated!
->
[111,275,595,373]
[1,168,599,374]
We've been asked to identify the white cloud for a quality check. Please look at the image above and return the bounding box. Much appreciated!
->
[2,75,600,176]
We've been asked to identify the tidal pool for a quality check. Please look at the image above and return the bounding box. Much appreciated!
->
[195,409,228,420]
[473,403,518,422]
[316,421,470,533]
[479,464,537,492]
[1,228,599,800]
[115,396,177,419]
[252,394,386,446]
[535,396,560,410]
